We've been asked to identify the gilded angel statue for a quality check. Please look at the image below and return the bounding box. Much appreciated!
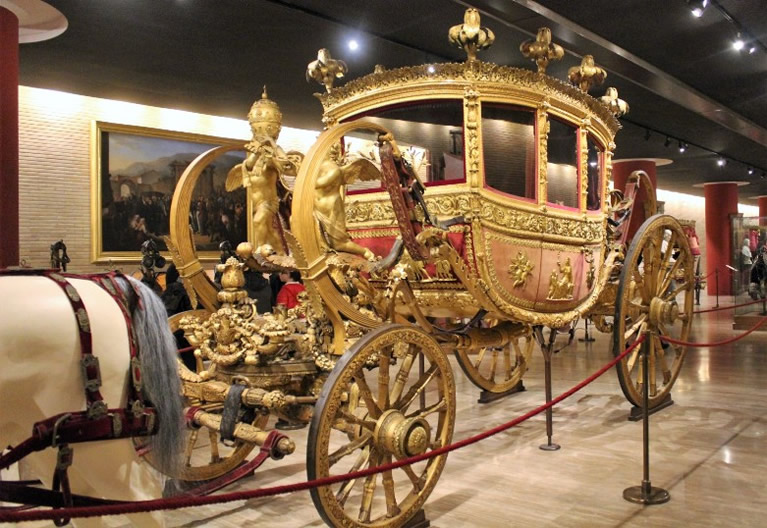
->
[314,144,380,261]
[226,88,303,256]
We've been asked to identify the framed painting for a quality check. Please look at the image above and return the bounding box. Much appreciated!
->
[90,121,248,263]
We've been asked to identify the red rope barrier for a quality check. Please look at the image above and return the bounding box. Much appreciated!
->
[694,297,765,314]
[177,346,195,354]
[661,314,767,348]
[0,336,644,523]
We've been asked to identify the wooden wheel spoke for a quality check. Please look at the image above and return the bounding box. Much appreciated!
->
[338,409,376,432]
[389,345,417,405]
[627,342,641,373]
[358,453,381,523]
[394,454,425,491]
[488,348,499,382]
[184,428,200,467]
[662,281,688,301]
[355,373,382,419]
[381,455,401,518]
[503,346,513,381]
[396,363,438,412]
[624,314,647,341]
[406,398,446,420]
[660,231,677,273]
[379,349,391,411]
[658,257,683,297]
[336,446,371,507]
[329,432,372,467]
[473,347,487,369]
[649,335,660,396]
[208,429,221,463]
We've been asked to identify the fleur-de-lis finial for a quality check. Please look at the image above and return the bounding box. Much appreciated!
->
[520,27,564,74]
[600,87,630,117]
[448,8,495,62]
[567,55,606,92]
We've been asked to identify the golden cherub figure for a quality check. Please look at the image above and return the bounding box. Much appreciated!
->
[448,8,495,61]
[226,88,302,255]
[600,87,630,117]
[306,48,348,93]
[568,55,606,92]
[508,251,534,289]
[520,27,564,74]
[314,143,381,261]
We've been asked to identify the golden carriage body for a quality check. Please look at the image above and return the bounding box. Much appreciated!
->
[165,12,694,527]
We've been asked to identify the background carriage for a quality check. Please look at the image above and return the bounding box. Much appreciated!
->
[154,10,694,528]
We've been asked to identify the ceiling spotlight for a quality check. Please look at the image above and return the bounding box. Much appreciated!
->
[749,45,757,54]
[717,157,726,167]
[733,35,745,51]
[687,0,708,17]
[664,136,671,147]
[427,65,436,74]
[748,167,755,175]
[644,129,651,141]
[348,39,359,51]
[589,160,598,168]
[678,141,687,153]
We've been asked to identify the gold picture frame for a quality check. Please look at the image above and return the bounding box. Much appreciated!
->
[90,121,248,263]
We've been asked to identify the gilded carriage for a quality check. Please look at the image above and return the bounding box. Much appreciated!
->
[164,10,694,527]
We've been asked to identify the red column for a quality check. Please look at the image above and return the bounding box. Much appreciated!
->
[612,159,657,241]
[0,6,19,268]
[704,183,739,296]
[758,196,767,226]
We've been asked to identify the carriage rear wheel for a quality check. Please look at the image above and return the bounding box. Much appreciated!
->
[613,215,694,408]
[308,324,456,527]
[454,323,534,393]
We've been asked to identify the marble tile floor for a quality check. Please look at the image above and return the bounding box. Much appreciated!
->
[114,297,766,527]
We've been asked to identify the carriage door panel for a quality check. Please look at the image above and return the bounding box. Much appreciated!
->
[483,230,542,307]
[534,244,602,312]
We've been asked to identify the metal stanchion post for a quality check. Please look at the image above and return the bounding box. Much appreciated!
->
[715,269,719,308]
[623,333,670,505]
[535,327,560,451]
[578,317,595,343]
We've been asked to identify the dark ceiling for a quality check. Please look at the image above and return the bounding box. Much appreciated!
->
[18,0,767,197]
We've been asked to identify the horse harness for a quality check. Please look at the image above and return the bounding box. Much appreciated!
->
[0,269,158,524]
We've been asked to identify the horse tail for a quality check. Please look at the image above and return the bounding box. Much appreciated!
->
[117,276,184,473]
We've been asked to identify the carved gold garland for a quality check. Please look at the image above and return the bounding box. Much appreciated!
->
[464,86,481,187]
[346,193,604,243]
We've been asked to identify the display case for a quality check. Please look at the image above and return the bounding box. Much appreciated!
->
[730,215,767,315]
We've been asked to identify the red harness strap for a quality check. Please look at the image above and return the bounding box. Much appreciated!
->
[0,269,158,515]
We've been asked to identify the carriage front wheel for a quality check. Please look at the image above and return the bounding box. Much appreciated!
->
[613,215,694,408]
[308,323,456,527]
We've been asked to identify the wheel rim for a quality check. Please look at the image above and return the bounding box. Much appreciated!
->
[613,215,694,408]
[308,324,456,527]
[454,323,533,393]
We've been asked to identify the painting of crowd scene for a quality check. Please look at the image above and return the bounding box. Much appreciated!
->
[98,126,247,258]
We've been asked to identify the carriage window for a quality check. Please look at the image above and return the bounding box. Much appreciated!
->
[586,136,603,211]
[481,105,535,200]
[546,118,578,209]
[353,100,465,184]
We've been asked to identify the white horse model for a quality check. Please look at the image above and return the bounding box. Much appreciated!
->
[0,273,183,527]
